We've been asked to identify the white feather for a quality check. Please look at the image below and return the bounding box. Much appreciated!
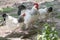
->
[6,16,18,24]
[20,5,39,29]
[38,8,48,19]
[5,15,19,27]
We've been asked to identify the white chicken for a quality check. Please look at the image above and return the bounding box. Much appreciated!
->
[38,7,53,22]
[2,14,18,24]
[2,13,19,27]
[18,3,39,29]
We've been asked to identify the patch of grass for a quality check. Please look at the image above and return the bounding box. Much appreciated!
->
[0,37,8,40]
[55,12,60,19]
[53,11,60,19]
[3,7,15,13]
[10,14,18,18]
[56,16,60,19]
[0,16,3,20]
[45,2,53,7]
[59,38,60,40]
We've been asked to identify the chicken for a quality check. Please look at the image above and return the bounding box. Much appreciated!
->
[18,3,39,29]
[2,13,19,27]
[38,7,53,22]
[2,13,18,23]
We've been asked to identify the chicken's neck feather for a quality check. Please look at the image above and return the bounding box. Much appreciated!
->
[30,7,38,15]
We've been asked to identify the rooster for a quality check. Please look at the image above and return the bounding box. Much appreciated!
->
[38,7,53,22]
[18,3,39,29]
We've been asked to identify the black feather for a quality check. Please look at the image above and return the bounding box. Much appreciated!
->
[48,7,53,13]
[17,5,26,15]
[2,13,8,21]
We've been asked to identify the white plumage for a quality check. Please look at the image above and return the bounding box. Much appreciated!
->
[2,14,19,27]
[19,3,39,29]
[6,15,18,24]
[38,8,48,20]
[6,15,18,27]
[38,7,53,21]
[2,14,25,32]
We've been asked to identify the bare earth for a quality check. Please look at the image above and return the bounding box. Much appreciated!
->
[0,18,60,40]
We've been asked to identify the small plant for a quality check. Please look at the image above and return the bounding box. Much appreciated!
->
[0,7,15,13]
[42,23,58,40]
[37,23,58,40]
[3,7,15,13]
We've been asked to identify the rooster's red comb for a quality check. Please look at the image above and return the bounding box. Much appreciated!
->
[34,3,39,9]
[34,3,38,6]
